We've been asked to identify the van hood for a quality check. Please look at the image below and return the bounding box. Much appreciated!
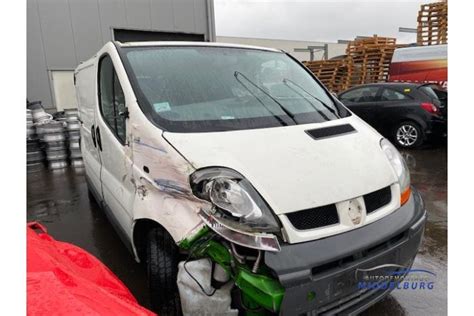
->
[163,117,398,215]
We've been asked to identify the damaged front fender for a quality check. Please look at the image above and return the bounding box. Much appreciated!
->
[184,233,285,313]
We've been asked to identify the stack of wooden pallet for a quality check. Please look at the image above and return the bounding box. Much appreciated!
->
[345,35,397,86]
[303,59,352,93]
[303,35,399,93]
[417,1,448,46]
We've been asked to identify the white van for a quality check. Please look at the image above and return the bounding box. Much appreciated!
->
[75,41,426,315]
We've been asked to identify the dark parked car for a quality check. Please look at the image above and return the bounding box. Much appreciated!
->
[338,83,446,148]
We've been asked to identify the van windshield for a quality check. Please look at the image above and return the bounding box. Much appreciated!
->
[121,46,349,132]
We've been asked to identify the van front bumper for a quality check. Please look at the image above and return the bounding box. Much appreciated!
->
[265,187,426,315]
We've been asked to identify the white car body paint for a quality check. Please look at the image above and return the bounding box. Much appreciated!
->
[164,116,400,243]
[76,41,402,255]
[75,43,208,262]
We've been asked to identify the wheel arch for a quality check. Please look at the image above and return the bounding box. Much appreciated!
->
[394,114,427,132]
[132,218,168,263]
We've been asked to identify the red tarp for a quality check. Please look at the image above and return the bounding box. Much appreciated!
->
[27,222,156,316]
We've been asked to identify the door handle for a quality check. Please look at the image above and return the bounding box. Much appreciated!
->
[96,126,103,151]
[91,124,97,147]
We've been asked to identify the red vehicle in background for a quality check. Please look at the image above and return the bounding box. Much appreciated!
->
[389,44,447,90]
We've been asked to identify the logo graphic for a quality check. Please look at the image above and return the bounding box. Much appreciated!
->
[355,264,436,291]
[348,199,363,225]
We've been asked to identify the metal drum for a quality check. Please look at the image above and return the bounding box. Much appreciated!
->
[69,140,80,149]
[49,160,68,170]
[68,131,81,141]
[27,126,36,139]
[27,151,45,163]
[66,113,79,121]
[27,110,45,166]
[31,108,52,123]
[69,148,82,159]
[64,108,78,115]
[27,110,33,125]
[64,109,79,121]
[27,162,45,173]
[43,132,66,142]
[36,121,65,135]
[46,149,68,160]
[27,140,41,152]
[46,141,67,151]
[66,121,81,131]
[70,158,84,168]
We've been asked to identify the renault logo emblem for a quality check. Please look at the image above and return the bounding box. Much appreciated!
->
[348,199,363,225]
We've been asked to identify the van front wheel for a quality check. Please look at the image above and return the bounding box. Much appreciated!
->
[146,227,182,315]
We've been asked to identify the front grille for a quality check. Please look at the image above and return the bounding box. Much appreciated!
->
[287,204,339,230]
[364,186,392,213]
[287,186,391,231]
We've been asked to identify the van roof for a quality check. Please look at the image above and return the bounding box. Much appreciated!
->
[114,41,283,53]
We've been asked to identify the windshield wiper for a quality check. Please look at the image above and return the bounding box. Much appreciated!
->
[234,71,297,125]
[282,78,340,118]
[281,81,330,121]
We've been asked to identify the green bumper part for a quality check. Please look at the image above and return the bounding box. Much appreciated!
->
[180,232,285,313]
[235,267,284,312]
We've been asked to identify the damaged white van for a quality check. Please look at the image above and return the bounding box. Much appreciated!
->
[75,41,426,315]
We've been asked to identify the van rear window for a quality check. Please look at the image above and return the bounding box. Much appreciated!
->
[120,46,349,132]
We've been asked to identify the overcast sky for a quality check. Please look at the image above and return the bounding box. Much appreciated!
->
[214,0,428,44]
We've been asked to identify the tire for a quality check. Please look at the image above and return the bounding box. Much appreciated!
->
[392,121,424,149]
[86,180,98,204]
[146,227,182,316]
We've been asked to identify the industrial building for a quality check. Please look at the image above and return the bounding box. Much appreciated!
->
[217,36,347,61]
[27,0,216,111]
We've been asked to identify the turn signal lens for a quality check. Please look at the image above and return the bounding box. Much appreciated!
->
[400,187,411,206]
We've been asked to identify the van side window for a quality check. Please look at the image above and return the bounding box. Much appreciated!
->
[98,55,126,144]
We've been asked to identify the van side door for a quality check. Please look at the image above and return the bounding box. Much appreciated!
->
[95,53,135,239]
[75,64,102,200]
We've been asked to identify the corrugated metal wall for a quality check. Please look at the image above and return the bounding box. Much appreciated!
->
[27,0,215,109]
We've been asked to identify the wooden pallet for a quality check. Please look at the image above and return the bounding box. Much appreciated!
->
[417,2,448,45]
[303,35,404,93]
[303,59,352,93]
[345,35,397,86]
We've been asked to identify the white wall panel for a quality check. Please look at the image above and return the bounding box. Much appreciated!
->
[37,0,77,68]
[173,0,196,32]
[27,0,53,107]
[69,0,103,63]
[150,0,174,31]
[124,0,152,29]
[98,0,127,43]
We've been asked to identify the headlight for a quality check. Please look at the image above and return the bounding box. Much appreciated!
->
[209,178,263,221]
[190,167,281,252]
[380,138,411,205]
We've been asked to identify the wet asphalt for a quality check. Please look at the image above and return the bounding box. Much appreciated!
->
[26,144,447,315]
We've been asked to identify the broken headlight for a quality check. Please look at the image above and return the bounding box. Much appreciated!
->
[190,167,280,233]
[190,167,281,252]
